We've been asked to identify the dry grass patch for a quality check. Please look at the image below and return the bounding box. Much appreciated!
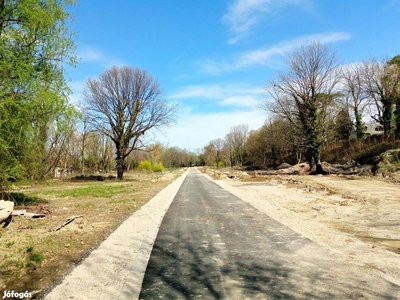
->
[0,169,183,293]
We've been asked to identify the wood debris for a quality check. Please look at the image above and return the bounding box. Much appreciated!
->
[12,210,46,218]
[55,215,85,231]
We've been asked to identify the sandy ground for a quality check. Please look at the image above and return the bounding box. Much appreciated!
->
[211,171,400,290]
[42,168,400,299]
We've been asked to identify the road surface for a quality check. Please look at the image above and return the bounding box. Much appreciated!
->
[139,168,399,299]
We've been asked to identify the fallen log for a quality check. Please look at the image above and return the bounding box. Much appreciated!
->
[55,215,84,231]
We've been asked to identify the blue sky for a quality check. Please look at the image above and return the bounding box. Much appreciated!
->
[65,0,400,150]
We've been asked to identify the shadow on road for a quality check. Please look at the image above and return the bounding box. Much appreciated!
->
[140,169,400,299]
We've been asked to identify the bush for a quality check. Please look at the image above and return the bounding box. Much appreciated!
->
[137,160,152,171]
[152,163,165,172]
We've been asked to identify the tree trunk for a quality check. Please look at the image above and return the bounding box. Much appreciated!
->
[354,107,365,139]
[314,148,325,174]
[383,101,395,137]
[115,152,125,180]
[271,145,277,169]
[315,163,324,174]
[395,98,400,138]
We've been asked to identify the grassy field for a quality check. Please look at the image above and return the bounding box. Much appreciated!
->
[0,169,183,294]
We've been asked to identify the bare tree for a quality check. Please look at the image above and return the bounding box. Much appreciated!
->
[341,63,371,139]
[203,138,226,167]
[84,66,177,179]
[263,42,341,173]
[361,59,398,137]
[77,108,92,175]
[225,124,249,167]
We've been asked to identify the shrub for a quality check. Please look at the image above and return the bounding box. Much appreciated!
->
[137,160,152,171]
[152,163,165,172]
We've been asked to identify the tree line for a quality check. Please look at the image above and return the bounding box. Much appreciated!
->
[0,0,78,192]
[1,1,399,192]
[0,1,179,192]
[202,43,400,172]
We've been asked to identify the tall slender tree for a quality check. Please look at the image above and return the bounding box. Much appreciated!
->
[342,64,370,139]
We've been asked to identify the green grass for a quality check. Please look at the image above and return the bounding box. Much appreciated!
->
[25,243,44,268]
[42,236,64,252]
[37,184,130,198]
[1,270,12,276]
[60,185,129,198]
[5,241,15,248]
[28,253,43,263]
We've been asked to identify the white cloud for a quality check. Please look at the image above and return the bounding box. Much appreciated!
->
[201,32,351,74]
[170,83,264,109]
[158,83,268,148]
[77,46,123,68]
[223,0,313,44]
[220,95,259,107]
[171,85,227,99]
[155,108,267,150]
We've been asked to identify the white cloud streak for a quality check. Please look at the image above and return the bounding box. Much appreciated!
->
[170,83,264,109]
[223,0,312,44]
[201,32,351,75]
[159,83,268,149]
[78,46,123,68]
[156,108,267,150]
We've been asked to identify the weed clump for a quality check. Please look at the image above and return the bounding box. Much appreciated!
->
[137,160,165,172]
[152,163,165,172]
[137,160,152,171]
